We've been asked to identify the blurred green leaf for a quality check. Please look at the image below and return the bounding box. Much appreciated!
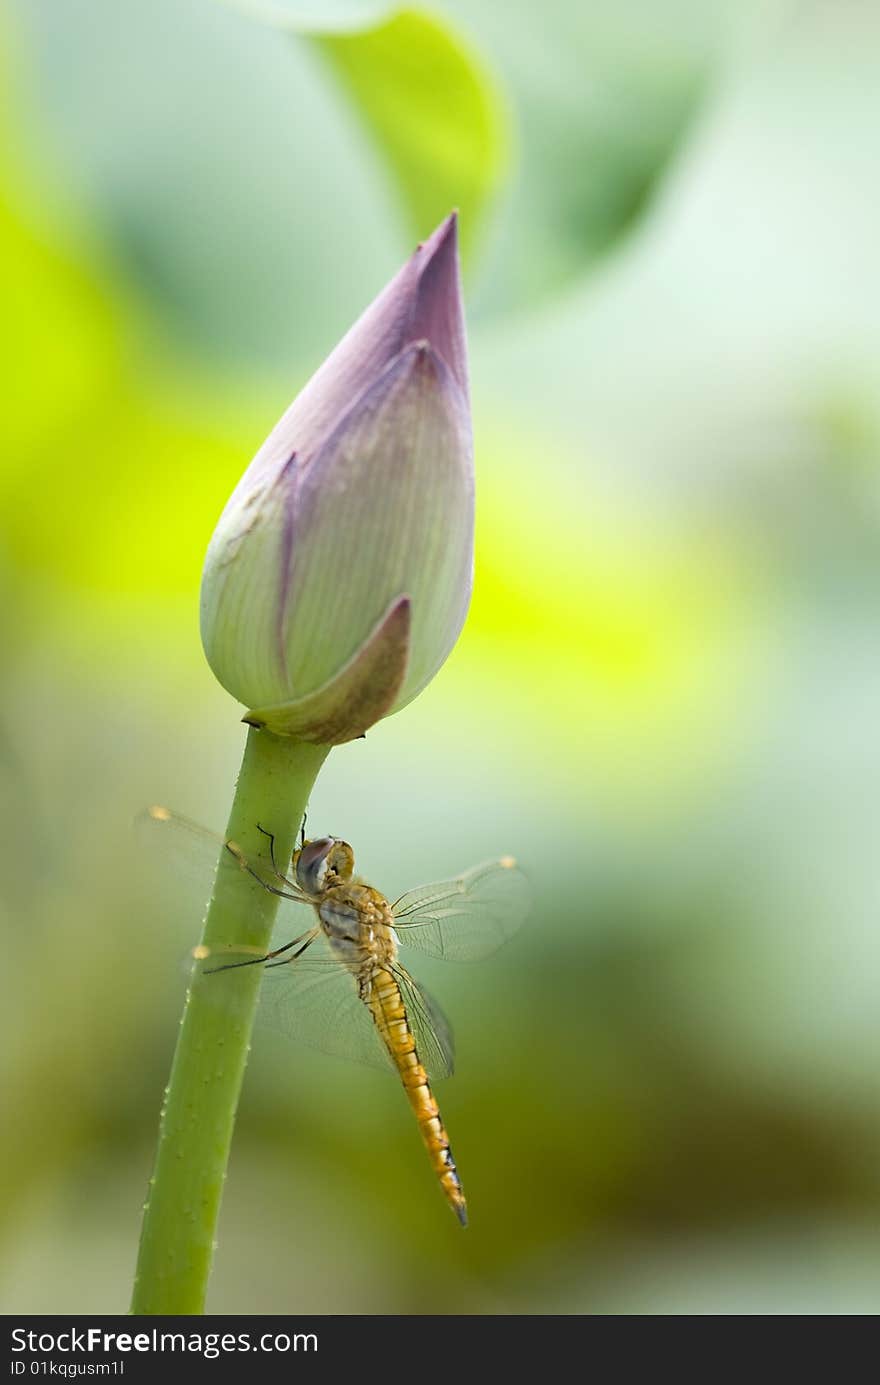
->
[440,0,727,309]
[222,0,394,31]
[219,2,508,256]
[313,10,508,256]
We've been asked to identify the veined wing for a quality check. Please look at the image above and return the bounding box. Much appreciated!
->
[233,931,455,1081]
[391,961,455,1079]
[391,857,531,962]
[137,805,311,916]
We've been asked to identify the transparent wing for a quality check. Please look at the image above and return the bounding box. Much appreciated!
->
[136,805,312,923]
[204,931,455,1081]
[257,939,395,1074]
[391,962,455,1079]
[391,858,531,962]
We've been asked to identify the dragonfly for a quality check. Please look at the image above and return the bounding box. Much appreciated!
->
[143,806,530,1226]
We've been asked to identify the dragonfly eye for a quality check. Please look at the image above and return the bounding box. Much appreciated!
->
[294,837,355,893]
[294,838,334,894]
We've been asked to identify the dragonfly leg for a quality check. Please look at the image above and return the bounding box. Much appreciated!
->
[255,824,299,889]
[264,934,317,969]
[204,929,318,974]
[224,839,305,903]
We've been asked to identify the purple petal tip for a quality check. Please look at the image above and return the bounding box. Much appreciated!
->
[408,214,468,401]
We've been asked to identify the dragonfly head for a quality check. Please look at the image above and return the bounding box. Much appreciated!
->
[292,837,355,894]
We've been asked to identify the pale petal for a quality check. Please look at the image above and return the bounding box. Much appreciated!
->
[200,214,474,737]
[243,594,411,744]
[224,213,467,503]
[281,340,472,705]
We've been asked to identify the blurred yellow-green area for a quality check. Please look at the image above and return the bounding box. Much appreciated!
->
[3,0,880,1315]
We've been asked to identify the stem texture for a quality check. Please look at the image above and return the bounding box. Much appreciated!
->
[131,728,328,1314]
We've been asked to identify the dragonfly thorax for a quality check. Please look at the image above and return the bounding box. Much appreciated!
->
[293,837,355,895]
[319,896,362,944]
[318,884,397,966]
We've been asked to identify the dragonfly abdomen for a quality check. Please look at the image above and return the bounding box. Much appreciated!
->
[368,966,468,1227]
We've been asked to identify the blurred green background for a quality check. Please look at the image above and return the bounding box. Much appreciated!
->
[2,0,880,1315]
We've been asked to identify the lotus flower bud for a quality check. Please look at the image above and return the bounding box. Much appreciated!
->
[200,214,473,744]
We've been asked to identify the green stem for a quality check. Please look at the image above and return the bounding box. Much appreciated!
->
[131,727,328,1315]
